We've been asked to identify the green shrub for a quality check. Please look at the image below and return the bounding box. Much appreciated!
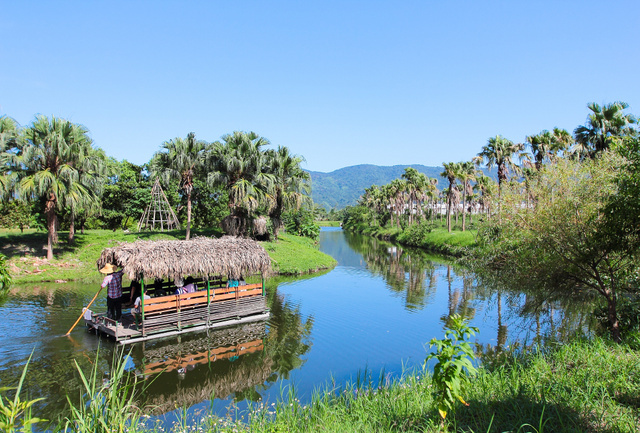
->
[0,254,11,297]
[425,314,478,420]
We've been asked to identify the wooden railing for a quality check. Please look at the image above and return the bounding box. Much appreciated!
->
[140,283,265,335]
[143,339,264,375]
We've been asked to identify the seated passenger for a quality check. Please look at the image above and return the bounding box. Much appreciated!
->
[183,276,197,293]
[132,293,151,317]
[174,277,185,295]
[127,280,141,306]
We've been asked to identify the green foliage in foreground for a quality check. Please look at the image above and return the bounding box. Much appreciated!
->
[1,229,335,284]
[426,314,478,420]
[5,337,639,432]
[0,353,45,433]
[216,337,640,433]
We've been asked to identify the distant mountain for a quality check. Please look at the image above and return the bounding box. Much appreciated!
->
[307,164,440,210]
[308,164,497,210]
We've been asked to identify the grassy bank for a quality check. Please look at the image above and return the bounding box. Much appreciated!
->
[260,232,337,275]
[217,337,639,433]
[347,221,477,257]
[316,220,341,227]
[8,337,638,432]
[0,229,336,284]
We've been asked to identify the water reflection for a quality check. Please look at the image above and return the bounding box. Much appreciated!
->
[343,231,438,311]
[340,229,594,353]
[0,281,313,427]
[0,228,598,430]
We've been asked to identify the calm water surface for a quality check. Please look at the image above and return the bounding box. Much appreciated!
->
[0,228,589,429]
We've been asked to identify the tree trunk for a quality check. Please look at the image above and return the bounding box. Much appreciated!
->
[461,187,467,231]
[186,192,192,240]
[446,194,452,232]
[607,295,621,343]
[45,193,57,260]
[69,212,75,242]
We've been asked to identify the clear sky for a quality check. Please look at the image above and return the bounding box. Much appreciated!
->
[2,1,639,173]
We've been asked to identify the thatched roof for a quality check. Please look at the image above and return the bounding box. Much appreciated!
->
[96,236,271,280]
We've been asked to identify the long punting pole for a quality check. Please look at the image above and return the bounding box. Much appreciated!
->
[65,285,104,336]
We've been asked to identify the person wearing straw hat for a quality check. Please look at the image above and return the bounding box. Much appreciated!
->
[100,263,124,322]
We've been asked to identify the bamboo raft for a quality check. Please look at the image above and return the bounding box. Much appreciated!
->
[83,236,271,344]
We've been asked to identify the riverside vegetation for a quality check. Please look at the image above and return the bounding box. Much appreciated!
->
[2,322,639,432]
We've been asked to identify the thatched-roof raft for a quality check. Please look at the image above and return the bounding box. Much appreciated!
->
[96,236,271,281]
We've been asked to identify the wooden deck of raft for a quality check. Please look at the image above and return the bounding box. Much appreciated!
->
[85,282,268,344]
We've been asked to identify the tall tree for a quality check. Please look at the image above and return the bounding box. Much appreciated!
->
[266,146,311,239]
[456,161,476,231]
[13,115,106,260]
[207,131,275,237]
[473,175,495,217]
[150,132,206,240]
[441,162,459,232]
[476,135,524,199]
[100,159,151,231]
[401,167,429,225]
[64,126,107,242]
[389,178,407,228]
[573,101,636,157]
[525,128,571,171]
[0,116,19,199]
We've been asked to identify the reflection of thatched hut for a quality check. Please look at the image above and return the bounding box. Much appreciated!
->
[96,236,271,281]
[138,322,274,415]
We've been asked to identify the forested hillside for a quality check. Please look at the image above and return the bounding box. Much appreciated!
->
[308,164,493,210]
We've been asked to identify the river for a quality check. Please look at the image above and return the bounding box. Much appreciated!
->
[0,228,591,430]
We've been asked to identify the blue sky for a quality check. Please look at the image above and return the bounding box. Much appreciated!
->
[1,1,639,173]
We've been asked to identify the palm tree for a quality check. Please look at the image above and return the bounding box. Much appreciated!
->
[441,162,459,232]
[551,127,573,160]
[65,124,107,242]
[151,132,206,240]
[380,183,396,227]
[476,135,524,199]
[456,161,476,231]
[573,101,636,157]
[401,168,430,225]
[207,131,275,237]
[15,115,106,260]
[361,185,384,226]
[473,175,495,217]
[0,116,19,199]
[526,128,573,171]
[266,146,311,239]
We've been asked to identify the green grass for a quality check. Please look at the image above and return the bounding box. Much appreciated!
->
[0,228,336,284]
[15,337,637,432]
[260,232,337,275]
[315,220,341,227]
[346,221,478,257]
[207,337,640,432]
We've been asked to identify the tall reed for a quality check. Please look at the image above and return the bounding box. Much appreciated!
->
[0,352,45,433]
[63,347,145,433]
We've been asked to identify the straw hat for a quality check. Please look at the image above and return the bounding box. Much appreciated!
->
[99,263,118,274]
